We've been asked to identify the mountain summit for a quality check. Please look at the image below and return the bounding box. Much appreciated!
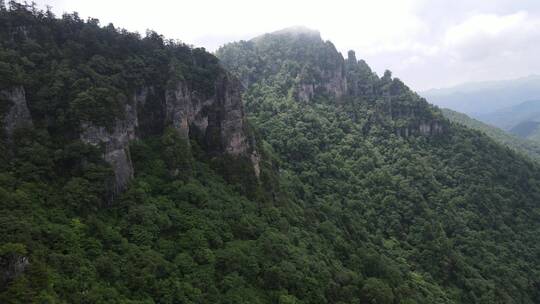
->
[217,29,446,137]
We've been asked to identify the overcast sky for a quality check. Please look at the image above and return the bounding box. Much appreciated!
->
[28,0,540,91]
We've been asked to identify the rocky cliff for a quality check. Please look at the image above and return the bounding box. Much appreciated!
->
[345,50,377,98]
[0,7,261,198]
[0,86,33,139]
[80,70,258,196]
[0,70,257,198]
[165,73,251,156]
[291,37,348,102]
[294,64,347,103]
[0,245,29,290]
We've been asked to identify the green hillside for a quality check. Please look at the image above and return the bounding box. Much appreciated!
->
[217,29,540,303]
[1,4,540,304]
[442,108,540,162]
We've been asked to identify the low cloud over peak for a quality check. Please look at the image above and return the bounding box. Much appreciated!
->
[30,0,540,91]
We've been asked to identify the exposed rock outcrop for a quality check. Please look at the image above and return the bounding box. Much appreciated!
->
[0,86,33,139]
[387,97,446,137]
[296,84,315,103]
[293,40,348,103]
[80,98,138,197]
[212,73,252,155]
[396,121,445,137]
[345,51,379,99]
[166,73,251,156]
[419,121,444,136]
[219,27,348,103]
[0,250,29,290]
[322,65,348,99]
[219,29,447,139]
[295,64,347,103]
[80,71,258,195]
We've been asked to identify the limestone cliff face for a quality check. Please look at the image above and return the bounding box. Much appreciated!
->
[418,121,444,136]
[291,39,348,103]
[0,251,29,289]
[322,64,348,100]
[80,71,258,195]
[80,99,139,197]
[395,121,445,137]
[294,57,348,103]
[345,51,377,98]
[0,86,33,139]
[165,73,251,156]
[346,59,447,137]
[387,99,445,137]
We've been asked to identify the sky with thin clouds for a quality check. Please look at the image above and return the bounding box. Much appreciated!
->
[26,0,540,91]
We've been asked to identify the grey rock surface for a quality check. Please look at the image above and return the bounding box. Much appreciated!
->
[80,71,258,195]
[0,253,29,289]
[1,86,33,138]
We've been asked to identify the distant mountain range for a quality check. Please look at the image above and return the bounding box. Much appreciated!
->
[421,76,540,143]
[421,75,540,116]
[442,108,540,162]
[475,99,540,130]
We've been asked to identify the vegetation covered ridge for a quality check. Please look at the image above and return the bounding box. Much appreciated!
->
[0,3,539,304]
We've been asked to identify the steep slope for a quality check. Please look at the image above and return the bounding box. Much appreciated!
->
[216,26,348,102]
[2,4,540,303]
[442,108,540,162]
[0,4,274,302]
[0,3,259,197]
[421,75,540,115]
[218,28,540,303]
[218,28,446,137]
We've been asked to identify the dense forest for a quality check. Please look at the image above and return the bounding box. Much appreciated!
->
[442,108,540,162]
[1,3,540,304]
[217,29,540,303]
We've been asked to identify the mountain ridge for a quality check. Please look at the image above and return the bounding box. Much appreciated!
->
[441,107,540,162]
[217,30,447,137]
[476,99,540,131]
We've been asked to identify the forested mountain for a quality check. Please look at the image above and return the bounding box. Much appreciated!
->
[421,75,540,116]
[471,99,540,143]
[1,3,540,304]
[510,120,540,141]
[217,28,540,303]
[441,108,540,162]
[423,79,540,145]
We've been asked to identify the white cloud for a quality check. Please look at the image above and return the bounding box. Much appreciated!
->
[362,9,540,90]
[23,0,540,91]
[444,11,528,46]
[442,11,540,61]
